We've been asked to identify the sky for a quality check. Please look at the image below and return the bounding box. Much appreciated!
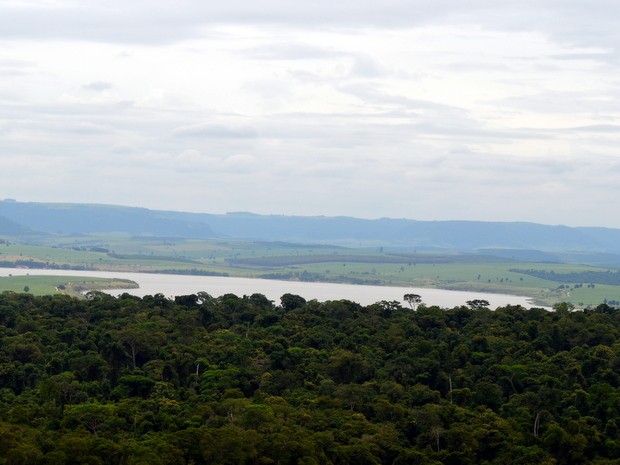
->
[1,1,620,227]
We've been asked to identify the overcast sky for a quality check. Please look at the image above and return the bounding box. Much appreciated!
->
[1,1,620,227]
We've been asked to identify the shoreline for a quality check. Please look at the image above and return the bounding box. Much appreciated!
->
[0,266,540,308]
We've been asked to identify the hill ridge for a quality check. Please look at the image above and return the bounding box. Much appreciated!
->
[2,200,620,254]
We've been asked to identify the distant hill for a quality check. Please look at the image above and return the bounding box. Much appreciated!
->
[2,200,620,257]
[0,201,215,238]
[0,214,38,236]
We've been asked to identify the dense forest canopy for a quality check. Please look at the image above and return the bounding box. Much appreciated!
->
[0,290,619,464]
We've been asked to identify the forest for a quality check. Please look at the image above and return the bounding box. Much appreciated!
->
[511,269,620,286]
[0,291,619,464]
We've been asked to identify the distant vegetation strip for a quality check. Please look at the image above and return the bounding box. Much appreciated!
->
[260,271,382,285]
[0,260,93,270]
[61,278,139,297]
[254,240,346,249]
[107,253,202,264]
[512,268,620,286]
[229,253,503,267]
[142,269,229,277]
[129,236,186,243]
[229,254,410,267]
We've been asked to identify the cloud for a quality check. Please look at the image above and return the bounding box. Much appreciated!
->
[0,1,617,54]
[2,1,620,227]
[242,42,344,60]
[493,90,620,115]
[172,123,258,139]
[82,81,114,91]
[0,58,36,77]
[350,55,385,78]
[559,124,620,133]
[64,121,113,134]
[220,153,258,171]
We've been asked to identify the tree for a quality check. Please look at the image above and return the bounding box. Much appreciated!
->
[63,402,116,435]
[116,325,166,369]
[174,294,198,307]
[281,293,307,311]
[466,299,490,310]
[403,293,422,310]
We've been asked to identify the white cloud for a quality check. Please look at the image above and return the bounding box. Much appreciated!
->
[1,1,620,226]
[172,123,258,139]
[82,81,114,92]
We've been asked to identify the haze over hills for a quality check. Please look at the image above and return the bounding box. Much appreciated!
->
[2,200,620,261]
[0,201,215,239]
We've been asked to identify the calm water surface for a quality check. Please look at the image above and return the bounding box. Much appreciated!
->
[0,268,537,308]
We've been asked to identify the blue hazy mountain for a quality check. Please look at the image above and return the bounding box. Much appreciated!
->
[0,214,37,236]
[2,200,620,257]
[0,201,215,239]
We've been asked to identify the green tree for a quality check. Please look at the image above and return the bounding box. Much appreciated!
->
[466,299,489,309]
[403,293,422,310]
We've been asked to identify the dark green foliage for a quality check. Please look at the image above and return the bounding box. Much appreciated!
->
[280,293,306,311]
[512,268,620,286]
[0,290,620,464]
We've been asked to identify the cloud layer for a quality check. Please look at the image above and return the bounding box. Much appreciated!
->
[1,1,619,227]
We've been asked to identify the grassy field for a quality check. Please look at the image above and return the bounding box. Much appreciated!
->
[0,274,138,298]
[2,236,620,307]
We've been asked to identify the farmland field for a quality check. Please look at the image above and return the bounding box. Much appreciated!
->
[0,274,137,297]
[1,236,619,307]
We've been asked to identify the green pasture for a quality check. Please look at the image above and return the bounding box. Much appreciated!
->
[0,243,106,264]
[281,260,620,306]
[3,235,620,307]
[0,275,66,294]
[0,275,137,297]
[0,241,221,271]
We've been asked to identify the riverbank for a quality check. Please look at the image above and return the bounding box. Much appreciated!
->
[0,267,537,308]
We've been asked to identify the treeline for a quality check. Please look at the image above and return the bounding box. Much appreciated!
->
[260,270,382,285]
[143,269,229,277]
[0,260,93,271]
[512,268,620,286]
[229,253,500,268]
[106,253,201,264]
[0,292,620,464]
[228,254,410,267]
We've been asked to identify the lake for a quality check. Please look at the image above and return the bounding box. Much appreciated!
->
[0,267,539,308]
